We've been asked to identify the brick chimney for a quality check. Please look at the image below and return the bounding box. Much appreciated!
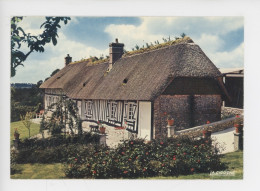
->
[65,54,72,66]
[108,38,124,71]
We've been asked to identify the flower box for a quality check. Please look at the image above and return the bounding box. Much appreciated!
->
[167,119,174,126]
[99,127,106,134]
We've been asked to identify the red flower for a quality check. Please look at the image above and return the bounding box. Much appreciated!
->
[162,164,165,167]
[201,144,205,147]
[197,159,200,163]
[106,151,109,155]
[160,142,164,145]
[130,141,134,145]
[123,170,128,174]
[136,156,139,159]
[166,155,168,157]
[183,152,186,155]
[173,157,176,161]
[128,158,132,161]
[206,121,210,124]
[143,168,146,172]
[236,115,240,118]
[205,140,209,143]
[97,121,100,124]
[177,144,181,147]
[146,152,149,155]
[194,145,198,148]
[121,152,125,155]
[75,158,77,161]
[93,170,97,174]
[163,112,167,115]
[190,168,194,172]
[103,161,106,164]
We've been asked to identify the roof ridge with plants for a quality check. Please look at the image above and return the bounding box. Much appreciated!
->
[69,35,193,66]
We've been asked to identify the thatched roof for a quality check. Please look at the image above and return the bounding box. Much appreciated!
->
[40,38,223,101]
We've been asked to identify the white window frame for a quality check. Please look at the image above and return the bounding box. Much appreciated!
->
[110,101,117,119]
[85,101,92,116]
[128,103,134,121]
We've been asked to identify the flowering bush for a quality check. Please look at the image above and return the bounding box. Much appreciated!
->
[64,136,227,178]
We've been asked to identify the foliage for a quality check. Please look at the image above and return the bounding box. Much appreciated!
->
[11,151,243,179]
[64,136,227,179]
[13,133,100,164]
[43,97,82,136]
[11,149,21,175]
[11,17,70,77]
[11,86,43,122]
[20,112,34,137]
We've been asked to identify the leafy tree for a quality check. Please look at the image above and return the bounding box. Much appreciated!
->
[11,16,71,77]
[43,97,82,136]
[20,112,34,137]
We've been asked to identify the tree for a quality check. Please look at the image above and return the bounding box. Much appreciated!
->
[20,112,34,137]
[11,16,71,77]
[43,97,82,136]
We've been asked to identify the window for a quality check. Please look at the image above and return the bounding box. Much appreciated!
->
[128,103,134,120]
[110,102,117,119]
[85,101,92,116]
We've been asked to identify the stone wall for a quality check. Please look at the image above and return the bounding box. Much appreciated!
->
[176,115,243,138]
[193,95,222,125]
[153,95,190,139]
[221,106,244,119]
[153,94,222,139]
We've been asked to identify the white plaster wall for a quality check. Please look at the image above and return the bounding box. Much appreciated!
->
[138,101,152,140]
[212,127,236,154]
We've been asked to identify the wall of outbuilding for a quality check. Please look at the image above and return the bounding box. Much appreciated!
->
[153,94,222,139]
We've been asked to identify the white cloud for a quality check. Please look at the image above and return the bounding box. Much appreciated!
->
[11,31,108,83]
[208,42,244,68]
[194,33,224,52]
[105,17,243,69]
[11,16,244,83]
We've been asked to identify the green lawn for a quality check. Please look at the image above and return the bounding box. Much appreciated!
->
[10,121,40,141]
[11,163,65,179]
[11,151,243,179]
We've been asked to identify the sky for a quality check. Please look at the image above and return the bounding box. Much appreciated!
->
[11,16,244,84]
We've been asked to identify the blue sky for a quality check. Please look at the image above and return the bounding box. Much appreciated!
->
[11,16,244,83]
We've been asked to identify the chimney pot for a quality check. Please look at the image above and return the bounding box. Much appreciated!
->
[65,54,72,66]
[115,38,118,43]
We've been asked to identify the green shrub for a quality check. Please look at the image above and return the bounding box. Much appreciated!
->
[64,136,227,179]
[14,133,100,164]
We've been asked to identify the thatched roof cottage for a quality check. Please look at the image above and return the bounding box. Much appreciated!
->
[40,37,229,140]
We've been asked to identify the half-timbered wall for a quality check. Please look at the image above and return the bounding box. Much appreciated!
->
[44,88,65,109]
[82,100,139,133]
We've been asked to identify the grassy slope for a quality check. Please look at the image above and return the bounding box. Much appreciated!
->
[11,151,243,179]
[10,121,40,141]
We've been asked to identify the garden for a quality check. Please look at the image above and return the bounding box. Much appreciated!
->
[10,98,243,179]
[11,131,242,179]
